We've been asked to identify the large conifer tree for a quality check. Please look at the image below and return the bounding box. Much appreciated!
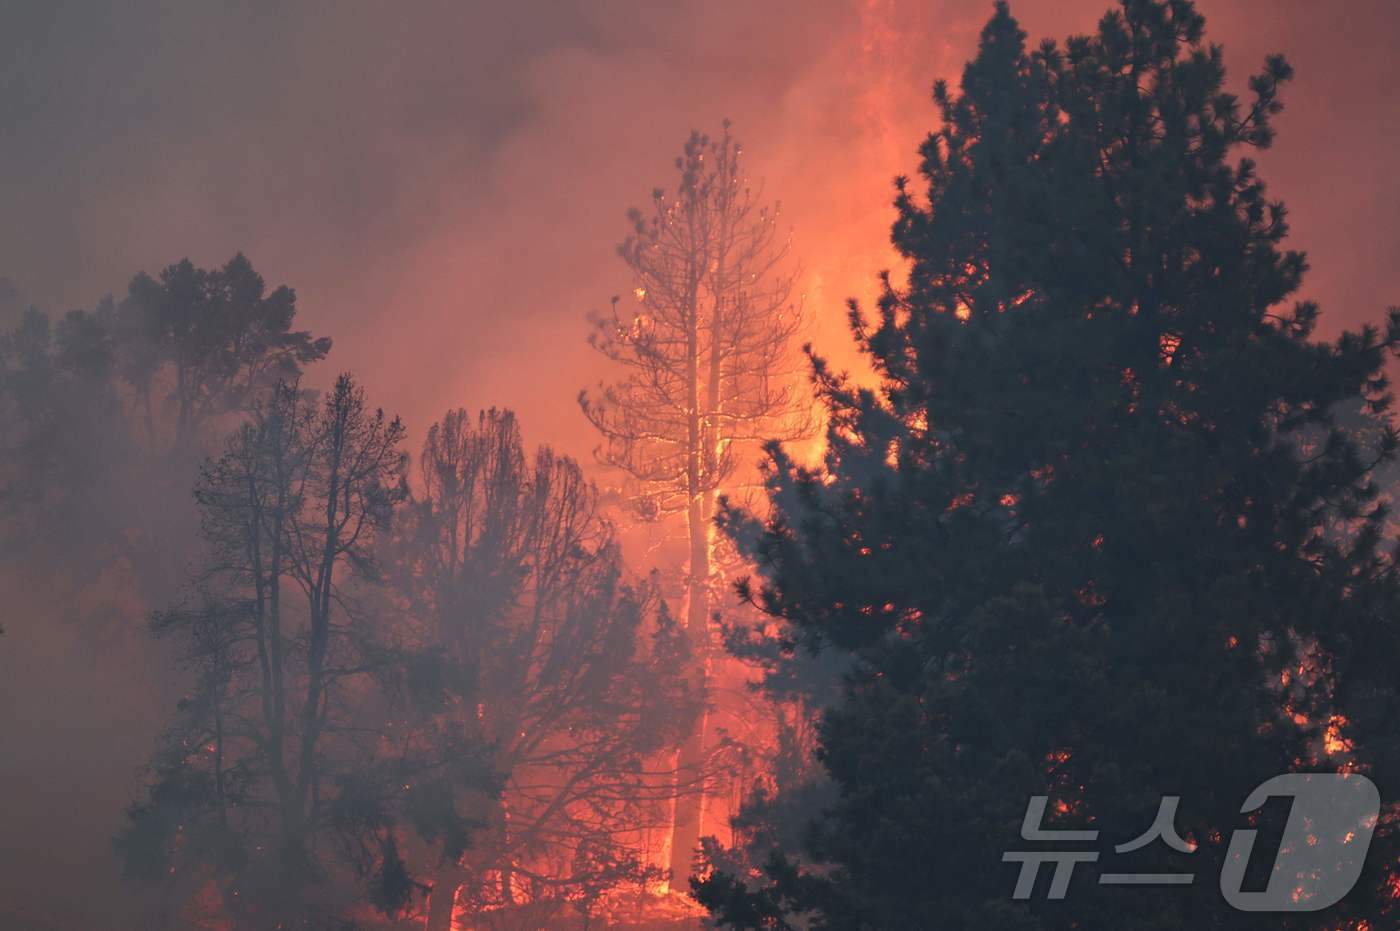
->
[697,2,1400,927]
[581,123,808,882]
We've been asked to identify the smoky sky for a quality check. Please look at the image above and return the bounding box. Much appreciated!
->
[5,0,1399,461]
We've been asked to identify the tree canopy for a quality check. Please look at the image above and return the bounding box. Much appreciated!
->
[396,408,701,928]
[697,2,1400,927]
[0,254,330,601]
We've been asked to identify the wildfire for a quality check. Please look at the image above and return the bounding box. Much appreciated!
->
[1325,714,1353,755]
[1159,332,1181,366]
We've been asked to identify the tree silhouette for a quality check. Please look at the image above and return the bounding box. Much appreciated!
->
[118,254,331,456]
[395,409,701,929]
[580,121,809,882]
[0,254,330,603]
[697,2,1400,927]
[117,375,489,927]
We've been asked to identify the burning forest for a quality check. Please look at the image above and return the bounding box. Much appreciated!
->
[4,1,1400,928]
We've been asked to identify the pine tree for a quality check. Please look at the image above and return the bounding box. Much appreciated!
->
[697,2,1400,927]
[580,122,808,883]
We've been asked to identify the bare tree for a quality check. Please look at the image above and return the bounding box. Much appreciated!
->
[117,375,488,928]
[398,409,700,930]
[579,122,810,881]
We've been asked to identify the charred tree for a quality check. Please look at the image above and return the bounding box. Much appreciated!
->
[580,122,809,884]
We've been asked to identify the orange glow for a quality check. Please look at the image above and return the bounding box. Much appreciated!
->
[1159,332,1181,366]
[1325,714,1353,755]
[946,491,976,512]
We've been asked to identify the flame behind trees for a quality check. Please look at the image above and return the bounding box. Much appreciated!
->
[579,122,811,883]
[395,408,701,928]
[120,393,705,927]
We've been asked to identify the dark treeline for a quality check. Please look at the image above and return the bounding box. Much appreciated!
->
[4,1,1400,929]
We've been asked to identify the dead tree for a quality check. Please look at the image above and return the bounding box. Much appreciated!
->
[579,122,809,883]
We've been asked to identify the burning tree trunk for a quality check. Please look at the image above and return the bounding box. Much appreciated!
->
[580,122,809,884]
[425,864,466,931]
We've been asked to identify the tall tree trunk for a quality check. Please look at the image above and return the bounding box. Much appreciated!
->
[669,266,711,885]
[424,867,463,931]
[671,230,729,885]
[668,490,710,884]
